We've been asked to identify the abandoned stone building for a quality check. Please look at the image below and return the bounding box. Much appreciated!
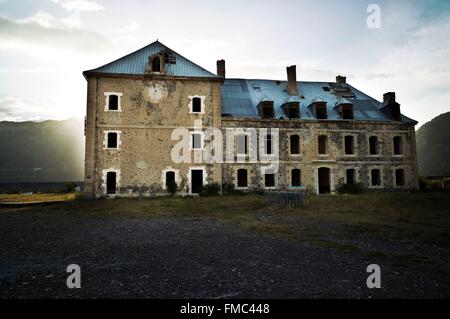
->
[82,40,419,198]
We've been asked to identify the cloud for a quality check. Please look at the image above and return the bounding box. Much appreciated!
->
[52,0,104,12]
[124,21,139,32]
[0,15,111,55]
[0,97,65,121]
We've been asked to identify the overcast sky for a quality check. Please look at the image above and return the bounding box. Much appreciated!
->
[0,0,449,128]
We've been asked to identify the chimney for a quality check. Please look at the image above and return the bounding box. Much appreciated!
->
[286,65,298,95]
[336,75,346,84]
[383,92,396,104]
[217,59,225,78]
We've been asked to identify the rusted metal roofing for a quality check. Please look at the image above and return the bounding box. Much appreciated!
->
[222,78,417,123]
[83,40,219,78]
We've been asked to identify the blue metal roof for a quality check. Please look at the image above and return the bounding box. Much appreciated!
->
[84,41,219,78]
[222,78,417,123]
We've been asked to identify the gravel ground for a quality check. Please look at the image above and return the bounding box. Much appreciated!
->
[0,208,449,298]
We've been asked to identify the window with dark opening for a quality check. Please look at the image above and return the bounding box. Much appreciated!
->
[192,133,202,150]
[344,136,354,155]
[346,169,356,185]
[264,174,275,187]
[315,105,327,119]
[371,169,381,186]
[290,135,300,155]
[152,56,161,72]
[369,136,379,155]
[265,134,272,155]
[192,97,202,113]
[165,171,175,189]
[107,132,118,148]
[237,135,248,155]
[237,169,248,188]
[318,135,327,155]
[286,106,299,119]
[395,169,405,186]
[262,105,274,118]
[291,169,301,187]
[108,95,118,111]
[341,105,353,119]
[393,136,403,155]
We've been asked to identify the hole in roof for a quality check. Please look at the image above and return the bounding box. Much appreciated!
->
[322,87,331,91]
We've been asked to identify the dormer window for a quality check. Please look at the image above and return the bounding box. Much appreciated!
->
[286,106,299,119]
[315,104,327,119]
[152,56,161,72]
[260,103,274,119]
[147,54,165,74]
[340,105,354,119]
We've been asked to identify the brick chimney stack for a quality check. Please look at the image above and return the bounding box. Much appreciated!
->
[217,59,225,78]
[336,75,346,84]
[286,65,298,96]
[383,92,396,103]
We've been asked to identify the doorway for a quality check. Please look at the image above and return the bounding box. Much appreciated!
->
[318,167,330,194]
[191,169,203,194]
[106,171,117,194]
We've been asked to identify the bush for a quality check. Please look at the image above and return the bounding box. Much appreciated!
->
[200,183,221,196]
[336,183,364,194]
[166,181,177,195]
[65,182,78,193]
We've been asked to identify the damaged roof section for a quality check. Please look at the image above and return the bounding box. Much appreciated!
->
[83,40,219,78]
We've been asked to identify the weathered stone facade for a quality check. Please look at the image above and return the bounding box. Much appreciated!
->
[83,41,419,198]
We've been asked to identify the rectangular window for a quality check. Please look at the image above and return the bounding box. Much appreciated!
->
[371,169,381,186]
[315,105,327,119]
[291,169,301,187]
[107,132,118,148]
[344,136,354,155]
[346,169,355,185]
[286,106,299,119]
[265,134,272,155]
[318,135,327,155]
[262,105,274,118]
[395,169,405,186]
[192,133,202,150]
[108,95,118,111]
[341,105,353,119]
[290,135,300,155]
[264,174,275,187]
[236,135,248,155]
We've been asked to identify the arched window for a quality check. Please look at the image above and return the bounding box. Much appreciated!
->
[291,169,301,187]
[237,169,248,188]
[344,136,354,155]
[369,136,379,155]
[393,136,403,155]
[152,56,161,72]
[318,135,327,155]
[290,135,300,155]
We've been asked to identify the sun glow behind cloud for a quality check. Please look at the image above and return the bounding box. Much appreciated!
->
[0,0,449,127]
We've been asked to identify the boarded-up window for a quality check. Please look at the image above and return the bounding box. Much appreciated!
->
[108,95,118,111]
[395,169,405,186]
[290,135,300,155]
[318,135,327,155]
[107,132,118,148]
[344,136,354,155]
[237,169,248,187]
[192,97,202,113]
[236,134,248,155]
[393,136,403,155]
[192,133,202,150]
[264,174,275,187]
[346,169,356,185]
[371,169,381,186]
[291,169,301,187]
[369,136,378,155]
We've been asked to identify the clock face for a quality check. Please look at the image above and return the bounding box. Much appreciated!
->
[147,83,167,103]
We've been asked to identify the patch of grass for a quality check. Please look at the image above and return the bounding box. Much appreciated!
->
[0,193,75,203]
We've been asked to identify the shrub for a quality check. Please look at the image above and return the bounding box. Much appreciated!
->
[200,183,221,196]
[65,182,78,193]
[336,183,364,194]
[166,181,178,195]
